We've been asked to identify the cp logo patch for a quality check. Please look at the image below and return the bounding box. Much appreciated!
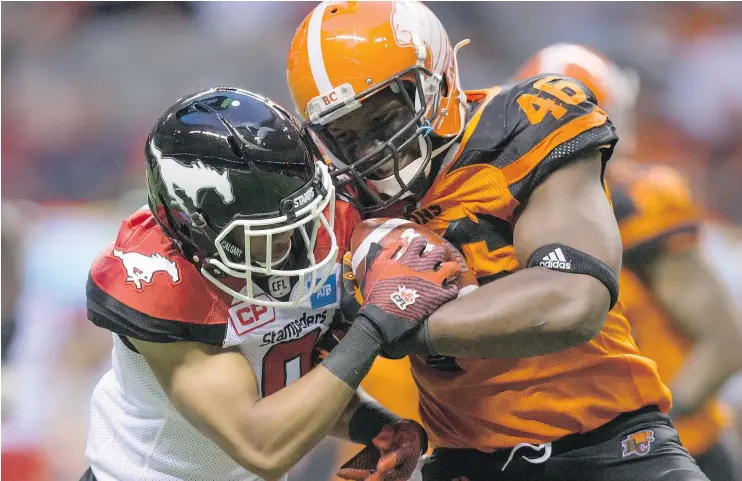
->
[229,294,277,336]
[621,430,655,457]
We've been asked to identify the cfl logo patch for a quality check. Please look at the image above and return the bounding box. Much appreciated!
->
[391,286,420,311]
[540,247,571,270]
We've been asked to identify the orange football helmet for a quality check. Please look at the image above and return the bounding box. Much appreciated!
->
[514,43,640,155]
[287,1,469,212]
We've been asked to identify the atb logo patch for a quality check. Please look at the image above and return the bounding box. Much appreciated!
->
[390,286,420,311]
[309,273,338,309]
[113,249,180,290]
[621,430,655,457]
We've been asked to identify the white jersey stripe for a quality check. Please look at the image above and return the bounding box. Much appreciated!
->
[307,2,333,95]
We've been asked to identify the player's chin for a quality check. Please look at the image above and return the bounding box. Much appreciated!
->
[396,147,421,172]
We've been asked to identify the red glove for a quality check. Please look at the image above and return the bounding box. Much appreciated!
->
[357,236,461,346]
[338,420,428,481]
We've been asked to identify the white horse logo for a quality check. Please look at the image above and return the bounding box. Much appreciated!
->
[113,249,180,290]
[150,140,234,209]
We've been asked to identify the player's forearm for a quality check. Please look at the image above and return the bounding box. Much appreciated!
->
[651,250,742,417]
[425,267,610,358]
[666,283,742,415]
[242,322,380,479]
[670,339,742,418]
[241,365,356,479]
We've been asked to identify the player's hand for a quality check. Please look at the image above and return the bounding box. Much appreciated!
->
[336,251,412,359]
[356,236,461,346]
[337,420,428,481]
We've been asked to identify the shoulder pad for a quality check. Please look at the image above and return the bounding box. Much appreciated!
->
[87,210,231,344]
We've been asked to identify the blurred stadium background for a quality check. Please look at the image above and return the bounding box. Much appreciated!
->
[1,2,741,480]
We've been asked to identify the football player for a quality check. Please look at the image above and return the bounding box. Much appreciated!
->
[287,2,710,480]
[514,43,742,481]
[80,87,463,481]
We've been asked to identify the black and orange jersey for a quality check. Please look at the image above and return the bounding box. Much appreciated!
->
[608,161,731,456]
[393,76,671,452]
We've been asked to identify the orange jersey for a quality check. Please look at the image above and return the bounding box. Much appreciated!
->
[394,76,671,452]
[361,357,422,424]
[608,161,731,455]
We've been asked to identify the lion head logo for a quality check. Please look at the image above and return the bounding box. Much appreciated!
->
[621,430,655,457]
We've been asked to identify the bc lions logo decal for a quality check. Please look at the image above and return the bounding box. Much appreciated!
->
[113,249,180,290]
[621,430,655,457]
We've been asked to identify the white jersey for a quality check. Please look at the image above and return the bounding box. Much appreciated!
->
[84,209,342,481]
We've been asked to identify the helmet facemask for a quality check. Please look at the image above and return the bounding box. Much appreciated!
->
[307,65,444,213]
[201,162,337,307]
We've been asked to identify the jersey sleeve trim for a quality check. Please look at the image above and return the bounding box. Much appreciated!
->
[502,109,609,185]
[87,275,226,345]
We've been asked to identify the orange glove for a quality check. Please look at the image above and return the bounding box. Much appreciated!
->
[338,420,428,481]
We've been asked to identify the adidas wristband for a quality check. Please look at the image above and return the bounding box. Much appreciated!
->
[528,243,619,309]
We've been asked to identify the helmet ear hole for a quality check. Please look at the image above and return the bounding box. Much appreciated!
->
[440,76,449,98]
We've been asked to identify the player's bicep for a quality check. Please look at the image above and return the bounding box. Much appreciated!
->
[131,338,261,461]
[513,152,622,274]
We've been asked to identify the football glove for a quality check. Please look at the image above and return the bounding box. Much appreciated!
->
[357,236,461,346]
[337,420,428,481]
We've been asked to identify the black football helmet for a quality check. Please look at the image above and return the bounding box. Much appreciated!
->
[146,87,337,307]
